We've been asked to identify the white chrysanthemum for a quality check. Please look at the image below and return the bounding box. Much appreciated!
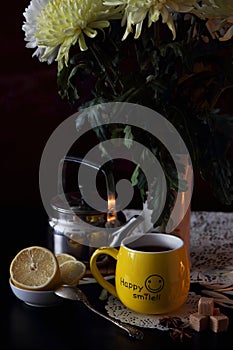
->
[22,0,56,64]
[104,0,198,40]
[22,0,123,72]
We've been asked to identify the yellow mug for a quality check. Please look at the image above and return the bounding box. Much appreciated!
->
[90,233,190,314]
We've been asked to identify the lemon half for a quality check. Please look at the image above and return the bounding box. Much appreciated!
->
[10,246,60,291]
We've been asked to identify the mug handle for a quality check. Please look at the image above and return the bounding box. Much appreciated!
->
[90,247,118,297]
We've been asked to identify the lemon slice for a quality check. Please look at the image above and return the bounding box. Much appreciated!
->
[10,246,60,291]
[59,260,86,286]
[55,253,77,266]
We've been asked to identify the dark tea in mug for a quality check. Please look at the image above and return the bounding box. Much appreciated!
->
[132,245,172,252]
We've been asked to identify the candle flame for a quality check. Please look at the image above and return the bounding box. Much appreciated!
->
[107,194,117,224]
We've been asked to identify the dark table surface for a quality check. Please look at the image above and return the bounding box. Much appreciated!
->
[2,207,233,350]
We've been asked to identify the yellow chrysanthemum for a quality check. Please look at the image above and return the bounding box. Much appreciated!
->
[104,0,198,40]
[34,0,122,72]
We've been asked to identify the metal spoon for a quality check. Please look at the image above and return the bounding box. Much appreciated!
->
[54,285,144,340]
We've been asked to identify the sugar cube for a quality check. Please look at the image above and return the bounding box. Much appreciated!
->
[189,313,209,332]
[198,297,214,316]
[209,314,229,333]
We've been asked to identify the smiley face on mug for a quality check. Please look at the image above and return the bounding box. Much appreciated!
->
[145,274,164,293]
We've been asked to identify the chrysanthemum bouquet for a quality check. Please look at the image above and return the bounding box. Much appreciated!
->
[22,0,233,226]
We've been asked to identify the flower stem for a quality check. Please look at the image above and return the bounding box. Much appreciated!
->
[89,44,118,96]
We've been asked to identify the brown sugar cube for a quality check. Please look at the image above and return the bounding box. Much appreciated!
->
[209,314,229,333]
[213,308,221,315]
[198,297,214,315]
[189,313,209,332]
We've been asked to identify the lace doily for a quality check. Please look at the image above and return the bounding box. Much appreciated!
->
[105,292,199,329]
[190,211,233,283]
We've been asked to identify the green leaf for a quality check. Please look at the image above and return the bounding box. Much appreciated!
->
[131,164,140,186]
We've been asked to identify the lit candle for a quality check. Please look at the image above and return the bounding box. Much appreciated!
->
[106,193,117,227]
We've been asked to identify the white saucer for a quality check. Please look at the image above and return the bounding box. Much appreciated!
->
[9,279,63,307]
